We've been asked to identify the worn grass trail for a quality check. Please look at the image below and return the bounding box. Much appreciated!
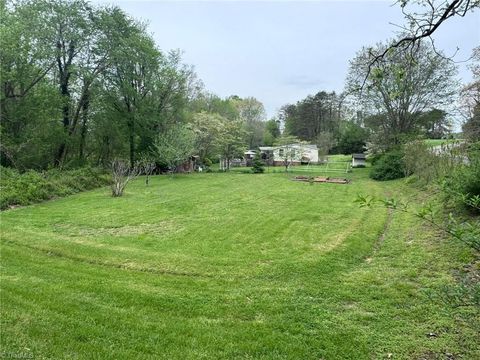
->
[1,171,477,359]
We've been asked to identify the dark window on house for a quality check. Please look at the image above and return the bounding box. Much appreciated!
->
[279,148,284,157]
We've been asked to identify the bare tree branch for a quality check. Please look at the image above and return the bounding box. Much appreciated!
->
[362,0,479,89]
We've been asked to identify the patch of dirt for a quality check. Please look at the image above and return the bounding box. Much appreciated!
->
[456,257,480,284]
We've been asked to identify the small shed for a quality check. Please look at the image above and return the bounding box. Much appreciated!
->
[352,153,366,167]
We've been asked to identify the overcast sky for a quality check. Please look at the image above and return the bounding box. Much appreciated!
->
[94,0,480,118]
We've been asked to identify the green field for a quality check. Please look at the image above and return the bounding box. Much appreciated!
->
[423,139,462,147]
[1,169,478,359]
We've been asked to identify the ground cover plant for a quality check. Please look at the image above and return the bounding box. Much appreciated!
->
[0,167,109,210]
[1,169,478,359]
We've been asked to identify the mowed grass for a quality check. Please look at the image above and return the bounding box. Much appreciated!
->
[423,139,462,147]
[1,170,478,359]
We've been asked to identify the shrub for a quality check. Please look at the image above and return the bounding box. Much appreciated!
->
[369,149,405,181]
[0,166,109,210]
[111,160,141,197]
[203,158,213,167]
[403,140,461,184]
[442,142,480,212]
[251,154,265,174]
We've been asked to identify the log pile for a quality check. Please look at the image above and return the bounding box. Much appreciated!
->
[292,175,350,184]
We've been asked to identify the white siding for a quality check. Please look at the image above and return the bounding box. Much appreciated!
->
[271,145,318,163]
[352,158,366,167]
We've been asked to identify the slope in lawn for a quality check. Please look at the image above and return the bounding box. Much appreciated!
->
[1,171,477,359]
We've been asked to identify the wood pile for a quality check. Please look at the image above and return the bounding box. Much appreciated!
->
[292,175,350,184]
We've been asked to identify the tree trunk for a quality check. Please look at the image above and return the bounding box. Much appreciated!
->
[54,40,75,167]
[128,118,135,168]
[55,81,70,167]
[79,92,90,160]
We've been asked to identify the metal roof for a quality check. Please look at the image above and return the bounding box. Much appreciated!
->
[259,144,318,151]
[352,153,366,159]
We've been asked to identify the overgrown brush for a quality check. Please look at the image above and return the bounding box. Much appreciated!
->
[441,142,480,212]
[0,167,109,210]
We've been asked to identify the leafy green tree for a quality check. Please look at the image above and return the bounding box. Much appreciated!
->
[0,0,63,169]
[265,118,281,137]
[216,120,246,170]
[0,0,195,171]
[346,40,458,147]
[230,96,267,149]
[189,93,239,121]
[191,112,223,162]
[263,118,281,146]
[281,91,342,142]
[152,124,195,172]
[102,15,161,168]
[463,105,480,142]
[34,0,104,166]
[334,121,369,154]
[461,47,480,142]
[134,50,196,159]
[417,109,451,139]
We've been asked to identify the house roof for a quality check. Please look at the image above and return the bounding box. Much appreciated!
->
[244,150,256,155]
[352,153,366,159]
[259,144,318,151]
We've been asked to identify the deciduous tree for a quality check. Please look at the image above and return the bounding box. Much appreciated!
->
[346,40,458,147]
[152,124,195,173]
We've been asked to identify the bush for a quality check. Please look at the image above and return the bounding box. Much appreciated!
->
[203,158,213,167]
[369,150,405,181]
[0,166,109,210]
[442,142,480,212]
[251,154,265,174]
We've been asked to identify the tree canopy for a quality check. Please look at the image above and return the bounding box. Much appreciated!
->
[346,40,458,147]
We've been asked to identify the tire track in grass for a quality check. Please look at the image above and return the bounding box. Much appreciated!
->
[365,207,393,264]
[1,240,211,278]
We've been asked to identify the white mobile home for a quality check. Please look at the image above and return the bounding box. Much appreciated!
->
[259,144,319,166]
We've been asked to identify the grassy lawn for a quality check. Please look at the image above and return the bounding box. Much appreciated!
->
[423,139,462,147]
[1,169,478,359]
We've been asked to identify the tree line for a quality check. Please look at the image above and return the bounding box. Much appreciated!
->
[278,40,479,155]
[0,0,281,171]
[2,0,478,173]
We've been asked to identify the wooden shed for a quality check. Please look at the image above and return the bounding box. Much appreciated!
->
[352,153,366,167]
